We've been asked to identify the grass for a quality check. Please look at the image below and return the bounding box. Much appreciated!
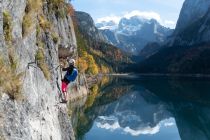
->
[36,24,41,38]
[47,0,66,19]
[38,15,51,31]
[51,32,59,44]
[25,0,43,13]
[22,0,43,36]
[3,11,12,43]
[67,108,72,117]
[56,8,66,19]
[0,49,23,100]
[35,48,51,80]
[22,13,33,36]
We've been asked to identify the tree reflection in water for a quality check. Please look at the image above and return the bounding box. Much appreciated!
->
[69,76,210,140]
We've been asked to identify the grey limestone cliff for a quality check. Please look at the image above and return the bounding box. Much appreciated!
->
[0,0,86,140]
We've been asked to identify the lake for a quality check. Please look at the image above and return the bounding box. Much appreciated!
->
[69,76,210,140]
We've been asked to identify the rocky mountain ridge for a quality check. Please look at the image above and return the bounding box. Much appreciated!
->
[137,0,210,74]
[74,11,131,73]
[96,16,173,55]
[175,0,210,34]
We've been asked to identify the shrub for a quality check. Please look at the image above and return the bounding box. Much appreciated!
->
[0,50,23,100]
[38,15,51,31]
[50,0,64,6]
[78,58,88,73]
[47,0,66,19]
[75,29,100,75]
[36,25,41,38]
[22,0,43,36]
[26,0,43,13]
[35,48,51,80]
[56,8,66,19]
[87,55,99,75]
[3,11,12,42]
[101,65,110,74]
[51,32,59,44]
[22,13,33,36]
[66,3,75,16]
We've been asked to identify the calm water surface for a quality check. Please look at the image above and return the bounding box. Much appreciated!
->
[69,76,210,140]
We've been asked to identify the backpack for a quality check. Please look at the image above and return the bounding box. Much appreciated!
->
[65,68,78,82]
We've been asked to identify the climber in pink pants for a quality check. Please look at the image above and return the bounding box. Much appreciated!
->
[61,59,78,103]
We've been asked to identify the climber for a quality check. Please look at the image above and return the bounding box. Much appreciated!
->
[60,58,78,103]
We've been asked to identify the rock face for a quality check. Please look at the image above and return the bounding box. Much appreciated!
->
[75,11,105,42]
[169,0,210,46]
[97,17,173,55]
[74,11,131,72]
[172,9,210,46]
[0,0,85,140]
[137,0,210,74]
[175,0,210,34]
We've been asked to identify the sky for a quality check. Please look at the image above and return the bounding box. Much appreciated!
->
[71,0,185,29]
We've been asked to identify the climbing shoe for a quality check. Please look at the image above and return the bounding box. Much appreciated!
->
[60,99,67,104]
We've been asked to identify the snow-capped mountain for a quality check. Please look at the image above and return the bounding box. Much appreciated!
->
[138,0,210,74]
[96,16,173,55]
[96,21,118,30]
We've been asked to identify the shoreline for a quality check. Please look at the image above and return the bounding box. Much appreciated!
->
[102,73,210,78]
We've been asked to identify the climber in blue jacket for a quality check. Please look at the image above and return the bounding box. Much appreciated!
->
[61,58,78,103]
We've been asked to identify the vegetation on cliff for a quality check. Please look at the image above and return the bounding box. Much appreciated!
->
[71,11,131,75]
[3,11,12,43]
[0,49,23,100]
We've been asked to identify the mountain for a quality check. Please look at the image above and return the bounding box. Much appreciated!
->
[96,16,173,55]
[141,0,210,57]
[138,43,210,73]
[74,11,131,74]
[96,20,118,30]
[172,9,210,46]
[137,0,210,74]
[74,11,106,42]
[175,0,210,34]
[139,42,162,58]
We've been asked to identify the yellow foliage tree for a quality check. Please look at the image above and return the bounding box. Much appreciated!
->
[86,55,99,75]
[78,57,88,73]
[101,65,110,74]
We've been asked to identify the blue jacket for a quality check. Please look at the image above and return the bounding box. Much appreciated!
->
[65,68,78,82]
[63,66,78,83]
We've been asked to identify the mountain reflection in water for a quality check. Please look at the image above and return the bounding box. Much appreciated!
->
[69,76,210,140]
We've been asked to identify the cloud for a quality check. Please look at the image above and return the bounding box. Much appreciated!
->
[96,116,177,136]
[123,126,160,136]
[96,10,176,29]
[164,122,175,127]
[163,20,176,29]
[96,121,121,131]
[96,10,161,24]
[96,15,121,24]
[123,10,161,22]
[96,119,160,136]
